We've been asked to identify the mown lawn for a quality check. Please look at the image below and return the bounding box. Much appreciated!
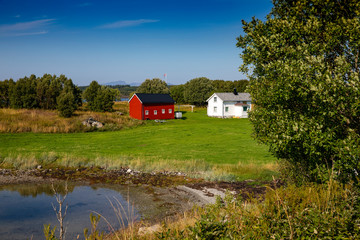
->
[0,110,277,180]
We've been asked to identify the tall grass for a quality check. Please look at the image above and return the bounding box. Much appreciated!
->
[119,180,360,239]
[0,102,142,133]
[0,153,277,181]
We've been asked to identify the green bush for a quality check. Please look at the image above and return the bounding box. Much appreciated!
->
[157,182,360,239]
[57,92,76,118]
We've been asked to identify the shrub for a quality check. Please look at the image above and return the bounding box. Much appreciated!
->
[57,92,76,118]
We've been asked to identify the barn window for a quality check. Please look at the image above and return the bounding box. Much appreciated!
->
[162,109,165,114]
[169,109,172,114]
[154,110,157,115]
[145,110,149,115]
[214,97,217,102]
[214,107,217,112]
[225,107,229,112]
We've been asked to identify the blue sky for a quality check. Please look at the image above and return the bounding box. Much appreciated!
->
[0,0,273,86]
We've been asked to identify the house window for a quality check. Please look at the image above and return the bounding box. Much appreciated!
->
[214,97,217,102]
[169,109,172,114]
[214,107,217,112]
[145,110,149,115]
[162,109,165,114]
[225,107,229,112]
[243,106,248,112]
[154,110,157,115]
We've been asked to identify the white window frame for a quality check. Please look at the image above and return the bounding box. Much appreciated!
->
[168,109,172,114]
[214,106,217,112]
[145,110,149,115]
[162,109,165,114]
[154,110,157,115]
[214,97,217,102]
[225,106,229,112]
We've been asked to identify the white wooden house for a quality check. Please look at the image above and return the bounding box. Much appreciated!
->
[206,90,252,118]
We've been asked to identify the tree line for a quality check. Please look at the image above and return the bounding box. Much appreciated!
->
[0,75,118,117]
[0,74,82,117]
[136,77,249,106]
[0,75,247,115]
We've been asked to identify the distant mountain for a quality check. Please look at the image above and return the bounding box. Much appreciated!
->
[129,82,141,86]
[103,80,127,86]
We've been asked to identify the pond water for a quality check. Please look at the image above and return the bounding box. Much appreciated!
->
[0,183,140,240]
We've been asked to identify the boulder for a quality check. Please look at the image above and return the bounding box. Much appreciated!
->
[82,117,104,128]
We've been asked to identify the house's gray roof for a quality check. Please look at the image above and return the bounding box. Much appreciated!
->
[214,92,251,101]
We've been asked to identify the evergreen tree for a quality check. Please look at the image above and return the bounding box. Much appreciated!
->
[83,81,101,110]
[0,79,13,108]
[83,81,116,112]
[57,91,76,118]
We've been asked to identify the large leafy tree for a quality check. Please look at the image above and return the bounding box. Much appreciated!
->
[137,78,170,94]
[170,84,185,104]
[237,0,360,183]
[184,77,213,106]
[211,80,249,93]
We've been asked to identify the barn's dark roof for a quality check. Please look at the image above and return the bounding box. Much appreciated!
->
[134,93,175,104]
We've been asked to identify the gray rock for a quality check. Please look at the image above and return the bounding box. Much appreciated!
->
[82,117,104,128]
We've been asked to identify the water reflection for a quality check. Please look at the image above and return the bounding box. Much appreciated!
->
[0,183,140,240]
[0,182,75,197]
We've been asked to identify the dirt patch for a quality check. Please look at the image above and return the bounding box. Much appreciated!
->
[185,180,283,201]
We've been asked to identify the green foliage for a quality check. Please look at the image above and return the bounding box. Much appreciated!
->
[1,74,80,117]
[43,224,58,240]
[137,78,170,94]
[156,182,359,239]
[170,84,185,103]
[83,213,104,240]
[0,79,13,107]
[93,87,118,112]
[57,91,76,118]
[82,80,101,110]
[237,0,360,184]
[184,77,213,106]
[107,85,138,99]
[211,79,249,93]
[83,81,117,112]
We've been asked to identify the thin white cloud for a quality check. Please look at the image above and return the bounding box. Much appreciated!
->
[14,15,21,18]
[99,19,159,29]
[0,19,55,37]
[11,31,48,36]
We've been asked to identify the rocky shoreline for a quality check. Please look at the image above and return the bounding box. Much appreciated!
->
[0,167,280,222]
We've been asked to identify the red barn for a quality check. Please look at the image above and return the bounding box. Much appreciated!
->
[129,93,175,120]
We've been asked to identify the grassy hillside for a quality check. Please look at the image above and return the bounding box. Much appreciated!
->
[0,109,277,180]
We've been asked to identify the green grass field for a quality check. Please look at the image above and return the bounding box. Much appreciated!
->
[0,110,277,180]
